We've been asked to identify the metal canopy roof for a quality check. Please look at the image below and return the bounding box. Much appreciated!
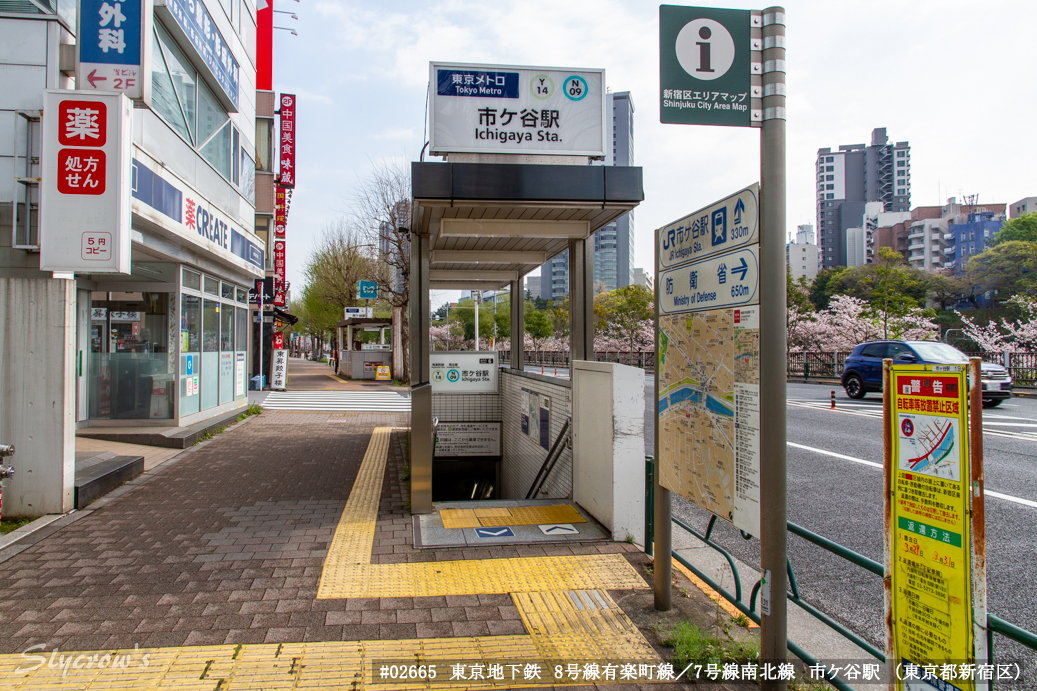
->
[411,162,644,289]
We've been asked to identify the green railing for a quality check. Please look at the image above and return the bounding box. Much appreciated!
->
[644,456,1036,691]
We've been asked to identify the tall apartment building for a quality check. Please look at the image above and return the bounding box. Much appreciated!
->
[786,223,819,281]
[816,128,910,269]
[1,0,262,515]
[543,91,634,301]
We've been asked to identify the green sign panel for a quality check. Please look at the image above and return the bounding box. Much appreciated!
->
[659,5,752,127]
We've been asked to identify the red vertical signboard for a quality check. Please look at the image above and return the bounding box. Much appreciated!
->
[274,185,286,238]
[279,94,295,188]
[273,240,286,306]
[256,0,272,91]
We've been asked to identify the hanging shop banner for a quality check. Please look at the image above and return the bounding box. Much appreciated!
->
[887,364,980,691]
[256,0,272,90]
[659,5,758,127]
[270,348,288,390]
[77,0,151,100]
[279,94,296,188]
[430,61,606,157]
[429,351,498,394]
[273,240,286,306]
[274,185,286,238]
[434,422,502,457]
[272,331,284,349]
[40,90,133,273]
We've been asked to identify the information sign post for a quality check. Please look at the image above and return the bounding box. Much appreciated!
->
[656,6,786,683]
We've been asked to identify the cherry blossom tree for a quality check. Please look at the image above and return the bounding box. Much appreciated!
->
[956,296,1037,351]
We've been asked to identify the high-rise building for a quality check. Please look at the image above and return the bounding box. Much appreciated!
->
[786,223,819,281]
[542,91,634,301]
[816,128,911,269]
[525,275,541,300]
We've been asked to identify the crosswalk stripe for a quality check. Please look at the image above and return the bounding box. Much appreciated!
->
[263,391,411,412]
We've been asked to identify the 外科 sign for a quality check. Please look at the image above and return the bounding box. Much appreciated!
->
[434,422,502,457]
[659,5,757,127]
[77,0,150,100]
[270,348,288,390]
[887,364,978,690]
[430,62,606,157]
[430,351,498,394]
[160,0,240,109]
[40,91,133,273]
[278,94,296,188]
[356,281,378,300]
[658,247,759,315]
[658,184,759,270]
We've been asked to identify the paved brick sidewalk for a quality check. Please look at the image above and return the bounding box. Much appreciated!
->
[0,411,745,689]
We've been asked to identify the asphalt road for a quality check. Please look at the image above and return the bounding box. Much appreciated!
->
[648,380,1037,671]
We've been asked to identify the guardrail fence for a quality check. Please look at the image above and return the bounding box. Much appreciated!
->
[644,456,1037,691]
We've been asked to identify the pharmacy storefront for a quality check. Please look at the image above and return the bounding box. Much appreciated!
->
[79,145,262,426]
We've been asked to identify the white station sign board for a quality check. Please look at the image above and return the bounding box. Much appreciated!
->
[40,90,133,273]
[658,184,759,271]
[430,62,606,157]
[430,351,498,394]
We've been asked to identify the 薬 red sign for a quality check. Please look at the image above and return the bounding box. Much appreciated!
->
[279,93,295,188]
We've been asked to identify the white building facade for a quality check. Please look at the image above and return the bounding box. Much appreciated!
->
[0,0,261,516]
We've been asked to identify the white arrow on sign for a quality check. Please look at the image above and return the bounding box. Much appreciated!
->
[657,183,759,271]
[538,524,580,535]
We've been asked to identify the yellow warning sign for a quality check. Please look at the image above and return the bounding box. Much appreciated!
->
[888,364,974,690]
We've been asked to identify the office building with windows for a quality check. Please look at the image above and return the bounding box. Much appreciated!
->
[816,128,910,269]
[786,223,819,281]
[543,91,634,301]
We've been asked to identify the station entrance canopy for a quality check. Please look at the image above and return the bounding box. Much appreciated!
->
[408,160,644,515]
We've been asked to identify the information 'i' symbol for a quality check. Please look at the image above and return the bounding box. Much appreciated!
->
[697,26,714,73]
[675,19,735,81]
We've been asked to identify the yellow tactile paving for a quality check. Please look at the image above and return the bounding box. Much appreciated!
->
[318,428,647,599]
[478,504,586,527]
[440,508,481,529]
[472,507,512,519]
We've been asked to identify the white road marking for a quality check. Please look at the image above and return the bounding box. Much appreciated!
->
[787,441,1037,509]
[263,391,411,412]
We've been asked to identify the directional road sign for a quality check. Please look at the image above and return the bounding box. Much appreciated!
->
[659,246,759,315]
[658,184,758,271]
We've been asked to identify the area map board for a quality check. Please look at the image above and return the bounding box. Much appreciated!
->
[887,364,979,691]
[656,185,761,536]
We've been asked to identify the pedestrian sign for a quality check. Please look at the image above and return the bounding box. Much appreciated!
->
[658,184,758,270]
[659,5,756,127]
[886,363,981,690]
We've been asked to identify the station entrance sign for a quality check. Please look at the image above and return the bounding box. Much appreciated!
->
[655,185,761,535]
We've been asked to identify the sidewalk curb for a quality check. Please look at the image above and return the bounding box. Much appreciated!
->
[0,412,262,563]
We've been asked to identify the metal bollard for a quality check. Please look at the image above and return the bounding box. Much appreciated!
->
[830,390,836,409]
[0,444,15,520]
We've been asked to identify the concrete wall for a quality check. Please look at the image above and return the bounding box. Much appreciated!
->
[571,361,644,542]
[0,277,76,516]
[499,368,571,500]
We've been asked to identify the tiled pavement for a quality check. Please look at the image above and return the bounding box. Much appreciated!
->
[0,409,742,689]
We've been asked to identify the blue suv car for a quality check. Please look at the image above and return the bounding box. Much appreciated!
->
[841,340,1013,407]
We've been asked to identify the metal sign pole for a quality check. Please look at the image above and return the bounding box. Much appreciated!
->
[759,7,788,685]
[969,357,989,677]
[653,210,671,611]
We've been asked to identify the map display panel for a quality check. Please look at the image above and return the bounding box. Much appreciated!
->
[657,305,760,535]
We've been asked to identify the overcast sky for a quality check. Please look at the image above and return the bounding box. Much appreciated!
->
[273,0,1035,310]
